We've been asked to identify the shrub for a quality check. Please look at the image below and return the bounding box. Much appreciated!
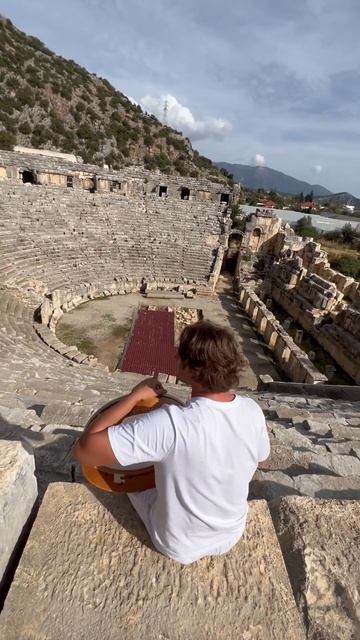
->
[27,75,45,89]
[5,76,20,90]
[144,154,157,170]
[168,136,187,152]
[25,64,38,75]
[60,85,72,100]
[0,96,15,114]
[15,86,35,108]
[110,96,121,109]
[0,112,16,132]
[332,255,360,278]
[323,229,342,242]
[294,215,320,239]
[51,82,61,94]
[18,121,31,135]
[31,126,51,147]
[86,106,97,119]
[154,153,171,172]
[341,223,357,244]
[75,100,85,112]
[39,97,49,110]
[50,115,66,135]
[174,158,187,175]
[143,134,154,147]
[0,130,16,150]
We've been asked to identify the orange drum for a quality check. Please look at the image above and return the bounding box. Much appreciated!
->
[82,394,182,493]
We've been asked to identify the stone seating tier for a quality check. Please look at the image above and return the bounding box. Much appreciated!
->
[0,184,223,292]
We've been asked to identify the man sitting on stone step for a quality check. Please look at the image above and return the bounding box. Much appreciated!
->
[73,320,270,565]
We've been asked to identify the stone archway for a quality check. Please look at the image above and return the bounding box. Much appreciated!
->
[22,170,36,184]
[222,232,243,274]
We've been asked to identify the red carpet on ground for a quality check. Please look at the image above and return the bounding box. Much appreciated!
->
[121,308,178,377]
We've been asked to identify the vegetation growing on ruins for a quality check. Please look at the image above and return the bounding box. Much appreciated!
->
[294,216,360,278]
[0,15,229,183]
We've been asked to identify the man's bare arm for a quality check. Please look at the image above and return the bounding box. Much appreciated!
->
[72,378,165,466]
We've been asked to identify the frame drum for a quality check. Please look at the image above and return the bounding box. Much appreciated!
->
[82,394,183,493]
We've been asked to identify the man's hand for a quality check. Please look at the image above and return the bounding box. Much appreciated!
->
[131,377,166,402]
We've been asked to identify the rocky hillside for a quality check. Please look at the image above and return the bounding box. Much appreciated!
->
[0,15,227,182]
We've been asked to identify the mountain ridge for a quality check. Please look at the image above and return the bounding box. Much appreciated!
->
[215,161,332,196]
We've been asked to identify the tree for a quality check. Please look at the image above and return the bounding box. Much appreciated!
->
[294,215,320,239]
[305,190,314,202]
[341,223,356,244]
[0,130,16,150]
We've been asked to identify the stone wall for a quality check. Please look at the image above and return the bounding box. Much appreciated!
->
[0,149,232,204]
[238,285,327,384]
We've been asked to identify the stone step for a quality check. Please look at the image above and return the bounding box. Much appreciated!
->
[270,497,360,640]
[0,483,306,640]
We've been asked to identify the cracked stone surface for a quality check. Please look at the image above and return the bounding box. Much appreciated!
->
[270,496,360,640]
[0,440,37,583]
[0,483,306,640]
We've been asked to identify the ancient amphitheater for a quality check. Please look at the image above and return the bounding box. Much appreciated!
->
[0,148,359,640]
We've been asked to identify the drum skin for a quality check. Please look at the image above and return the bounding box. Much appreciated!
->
[82,395,181,493]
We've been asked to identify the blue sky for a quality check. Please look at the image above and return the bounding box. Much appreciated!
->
[1,0,360,195]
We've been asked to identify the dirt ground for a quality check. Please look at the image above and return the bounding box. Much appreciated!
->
[56,275,280,389]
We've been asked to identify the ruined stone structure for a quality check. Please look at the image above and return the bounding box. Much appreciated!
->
[238,285,327,384]
[0,152,359,639]
[238,209,360,385]
[241,209,282,254]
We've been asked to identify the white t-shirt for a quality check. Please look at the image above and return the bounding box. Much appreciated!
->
[108,395,269,564]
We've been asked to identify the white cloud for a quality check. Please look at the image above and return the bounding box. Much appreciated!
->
[312,164,323,174]
[252,153,265,166]
[140,94,231,141]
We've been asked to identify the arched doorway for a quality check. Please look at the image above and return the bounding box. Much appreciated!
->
[180,187,190,200]
[22,170,36,184]
[222,232,243,274]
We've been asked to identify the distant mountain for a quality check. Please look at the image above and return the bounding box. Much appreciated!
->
[215,162,332,197]
[315,192,360,207]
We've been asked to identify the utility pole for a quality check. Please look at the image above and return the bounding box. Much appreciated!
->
[163,99,168,125]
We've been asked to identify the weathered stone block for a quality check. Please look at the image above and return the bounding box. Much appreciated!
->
[303,419,331,437]
[250,470,299,499]
[293,474,360,499]
[0,440,37,584]
[330,423,360,440]
[271,496,360,640]
[0,483,306,640]
[40,297,53,325]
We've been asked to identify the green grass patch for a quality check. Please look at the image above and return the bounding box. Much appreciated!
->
[111,319,132,339]
[102,313,116,322]
[56,322,97,356]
